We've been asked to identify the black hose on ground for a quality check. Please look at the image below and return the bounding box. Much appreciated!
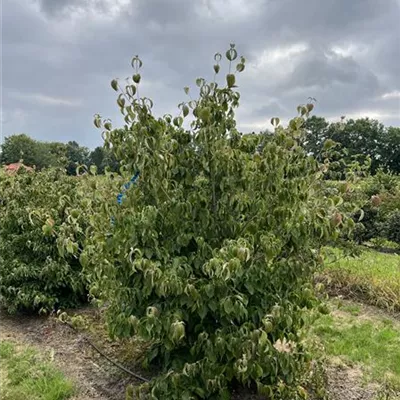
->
[60,319,150,383]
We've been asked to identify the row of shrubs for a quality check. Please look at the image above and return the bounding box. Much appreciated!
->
[0,167,122,313]
[4,158,395,316]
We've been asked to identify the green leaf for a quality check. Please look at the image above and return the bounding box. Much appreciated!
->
[226,46,238,61]
[236,63,245,72]
[131,55,143,70]
[214,52,222,62]
[223,298,234,315]
[254,363,264,378]
[66,240,75,254]
[182,105,190,118]
[196,78,204,87]
[173,116,183,127]
[271,117,280,127]
[204,284,214,298]
[133,74,141,84]
[226,74,236,88]
[117,95,125,108]
[126,85,136,97]
[111,79,119,91]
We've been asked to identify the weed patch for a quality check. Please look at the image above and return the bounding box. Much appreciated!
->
[319,248,400,311]
[0,340,75,400]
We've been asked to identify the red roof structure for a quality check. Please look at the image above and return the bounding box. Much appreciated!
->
[4,162,34,175]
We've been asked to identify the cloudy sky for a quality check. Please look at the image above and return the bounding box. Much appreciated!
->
[2,0,400,149]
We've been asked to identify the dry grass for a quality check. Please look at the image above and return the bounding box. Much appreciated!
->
[318,248,400,311]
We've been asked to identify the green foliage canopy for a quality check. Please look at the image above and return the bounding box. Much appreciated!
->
[75,45,358,399]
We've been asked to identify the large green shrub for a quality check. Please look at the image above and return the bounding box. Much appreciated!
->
[361,168,399,198]
[350,171,400,245]
[352,205,381,244]
[0,168,88,313]
[385,211,400,245]
[78,46,356,399]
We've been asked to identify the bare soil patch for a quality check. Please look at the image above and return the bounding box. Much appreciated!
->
[0,307,144,400]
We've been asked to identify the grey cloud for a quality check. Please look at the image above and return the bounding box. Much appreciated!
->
[37,0,109,17]
[277,50,382,99]
[2,0,399,149]
[252,102,288,118]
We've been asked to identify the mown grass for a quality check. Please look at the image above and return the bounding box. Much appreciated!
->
[311,301,400,394]
[320,247,400,311]
[0,340,75,400]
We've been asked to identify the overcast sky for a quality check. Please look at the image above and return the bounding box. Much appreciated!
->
[2,0,400,149]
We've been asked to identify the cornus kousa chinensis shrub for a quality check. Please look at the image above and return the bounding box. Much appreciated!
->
[81,44,357,399]
[0,163,124,314]
[0,168,88,313]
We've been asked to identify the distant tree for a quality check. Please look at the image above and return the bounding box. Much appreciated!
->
[1,134,37,166]
[88,146,105,172]
[89,146,120,174]
[380,126,400,174]
[47,142,68,167]
[302,116,330,160]
[328,118,385,173]
[0,134,60,170]
[65,141,90,175]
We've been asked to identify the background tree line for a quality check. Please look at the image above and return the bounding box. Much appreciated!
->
[256,116,400,177]
[1,117,399,176]
[0,133,120,175]
[301,116,400,175]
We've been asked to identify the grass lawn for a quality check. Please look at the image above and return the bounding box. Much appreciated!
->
[311,300,400,396]
[0,340,75,400]
[320,247,400,310]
